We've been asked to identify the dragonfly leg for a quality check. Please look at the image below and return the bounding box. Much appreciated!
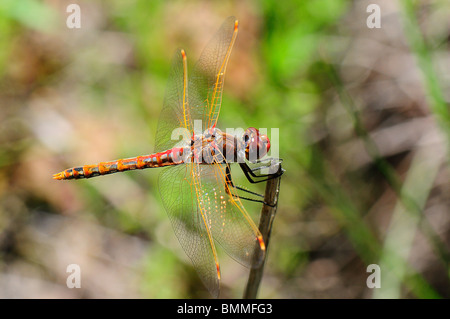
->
[255,157,281,163]
[234,185,264,198]
[225,165,277,207]
[239,159,284,184]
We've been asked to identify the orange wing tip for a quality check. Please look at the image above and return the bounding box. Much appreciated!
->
[216,263,221,280]
[258,236,266,251]
[52,172,64,180]
[234,20,239,31]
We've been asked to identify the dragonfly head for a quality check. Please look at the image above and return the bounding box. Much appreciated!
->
[243,127,270,162]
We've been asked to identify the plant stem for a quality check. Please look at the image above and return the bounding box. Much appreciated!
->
[243,166,282,299]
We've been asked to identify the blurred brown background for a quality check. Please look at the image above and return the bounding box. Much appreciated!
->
[0,0,449,298]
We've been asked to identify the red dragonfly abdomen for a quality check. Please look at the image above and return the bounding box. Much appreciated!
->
[53,147,186,180]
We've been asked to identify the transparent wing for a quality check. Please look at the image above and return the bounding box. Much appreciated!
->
[155,17,238,152]
[188,16,238,132]
[155,18,254,297]
[199,163,265,268]
[155,49,190,153]
[159,164,220,298]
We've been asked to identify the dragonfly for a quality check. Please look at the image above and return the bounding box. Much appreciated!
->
[53,16,283,297]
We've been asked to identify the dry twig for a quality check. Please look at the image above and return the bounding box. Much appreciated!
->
[243,166,283,299]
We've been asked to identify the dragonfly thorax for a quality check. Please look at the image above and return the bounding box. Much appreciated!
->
[192,127,228,164]
[187,127,270,165]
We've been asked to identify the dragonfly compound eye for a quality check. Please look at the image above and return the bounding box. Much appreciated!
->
[243,128,270,162]
[259,134,271,158]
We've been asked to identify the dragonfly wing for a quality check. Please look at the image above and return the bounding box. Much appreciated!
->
[155,49,191,153]
[159,164,220,297]
[155,17,248,297]
[155,16,238,152]
[188,16,238,131]
[199,164,266,268]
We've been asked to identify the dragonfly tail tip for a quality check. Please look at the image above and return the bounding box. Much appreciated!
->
[52,172,64,180]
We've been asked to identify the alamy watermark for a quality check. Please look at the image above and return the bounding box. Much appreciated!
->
[66,4,81,29]
[366,4,381,29]
[169,120,281,174]
[66,264,81,288]
[366,264,381,288]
